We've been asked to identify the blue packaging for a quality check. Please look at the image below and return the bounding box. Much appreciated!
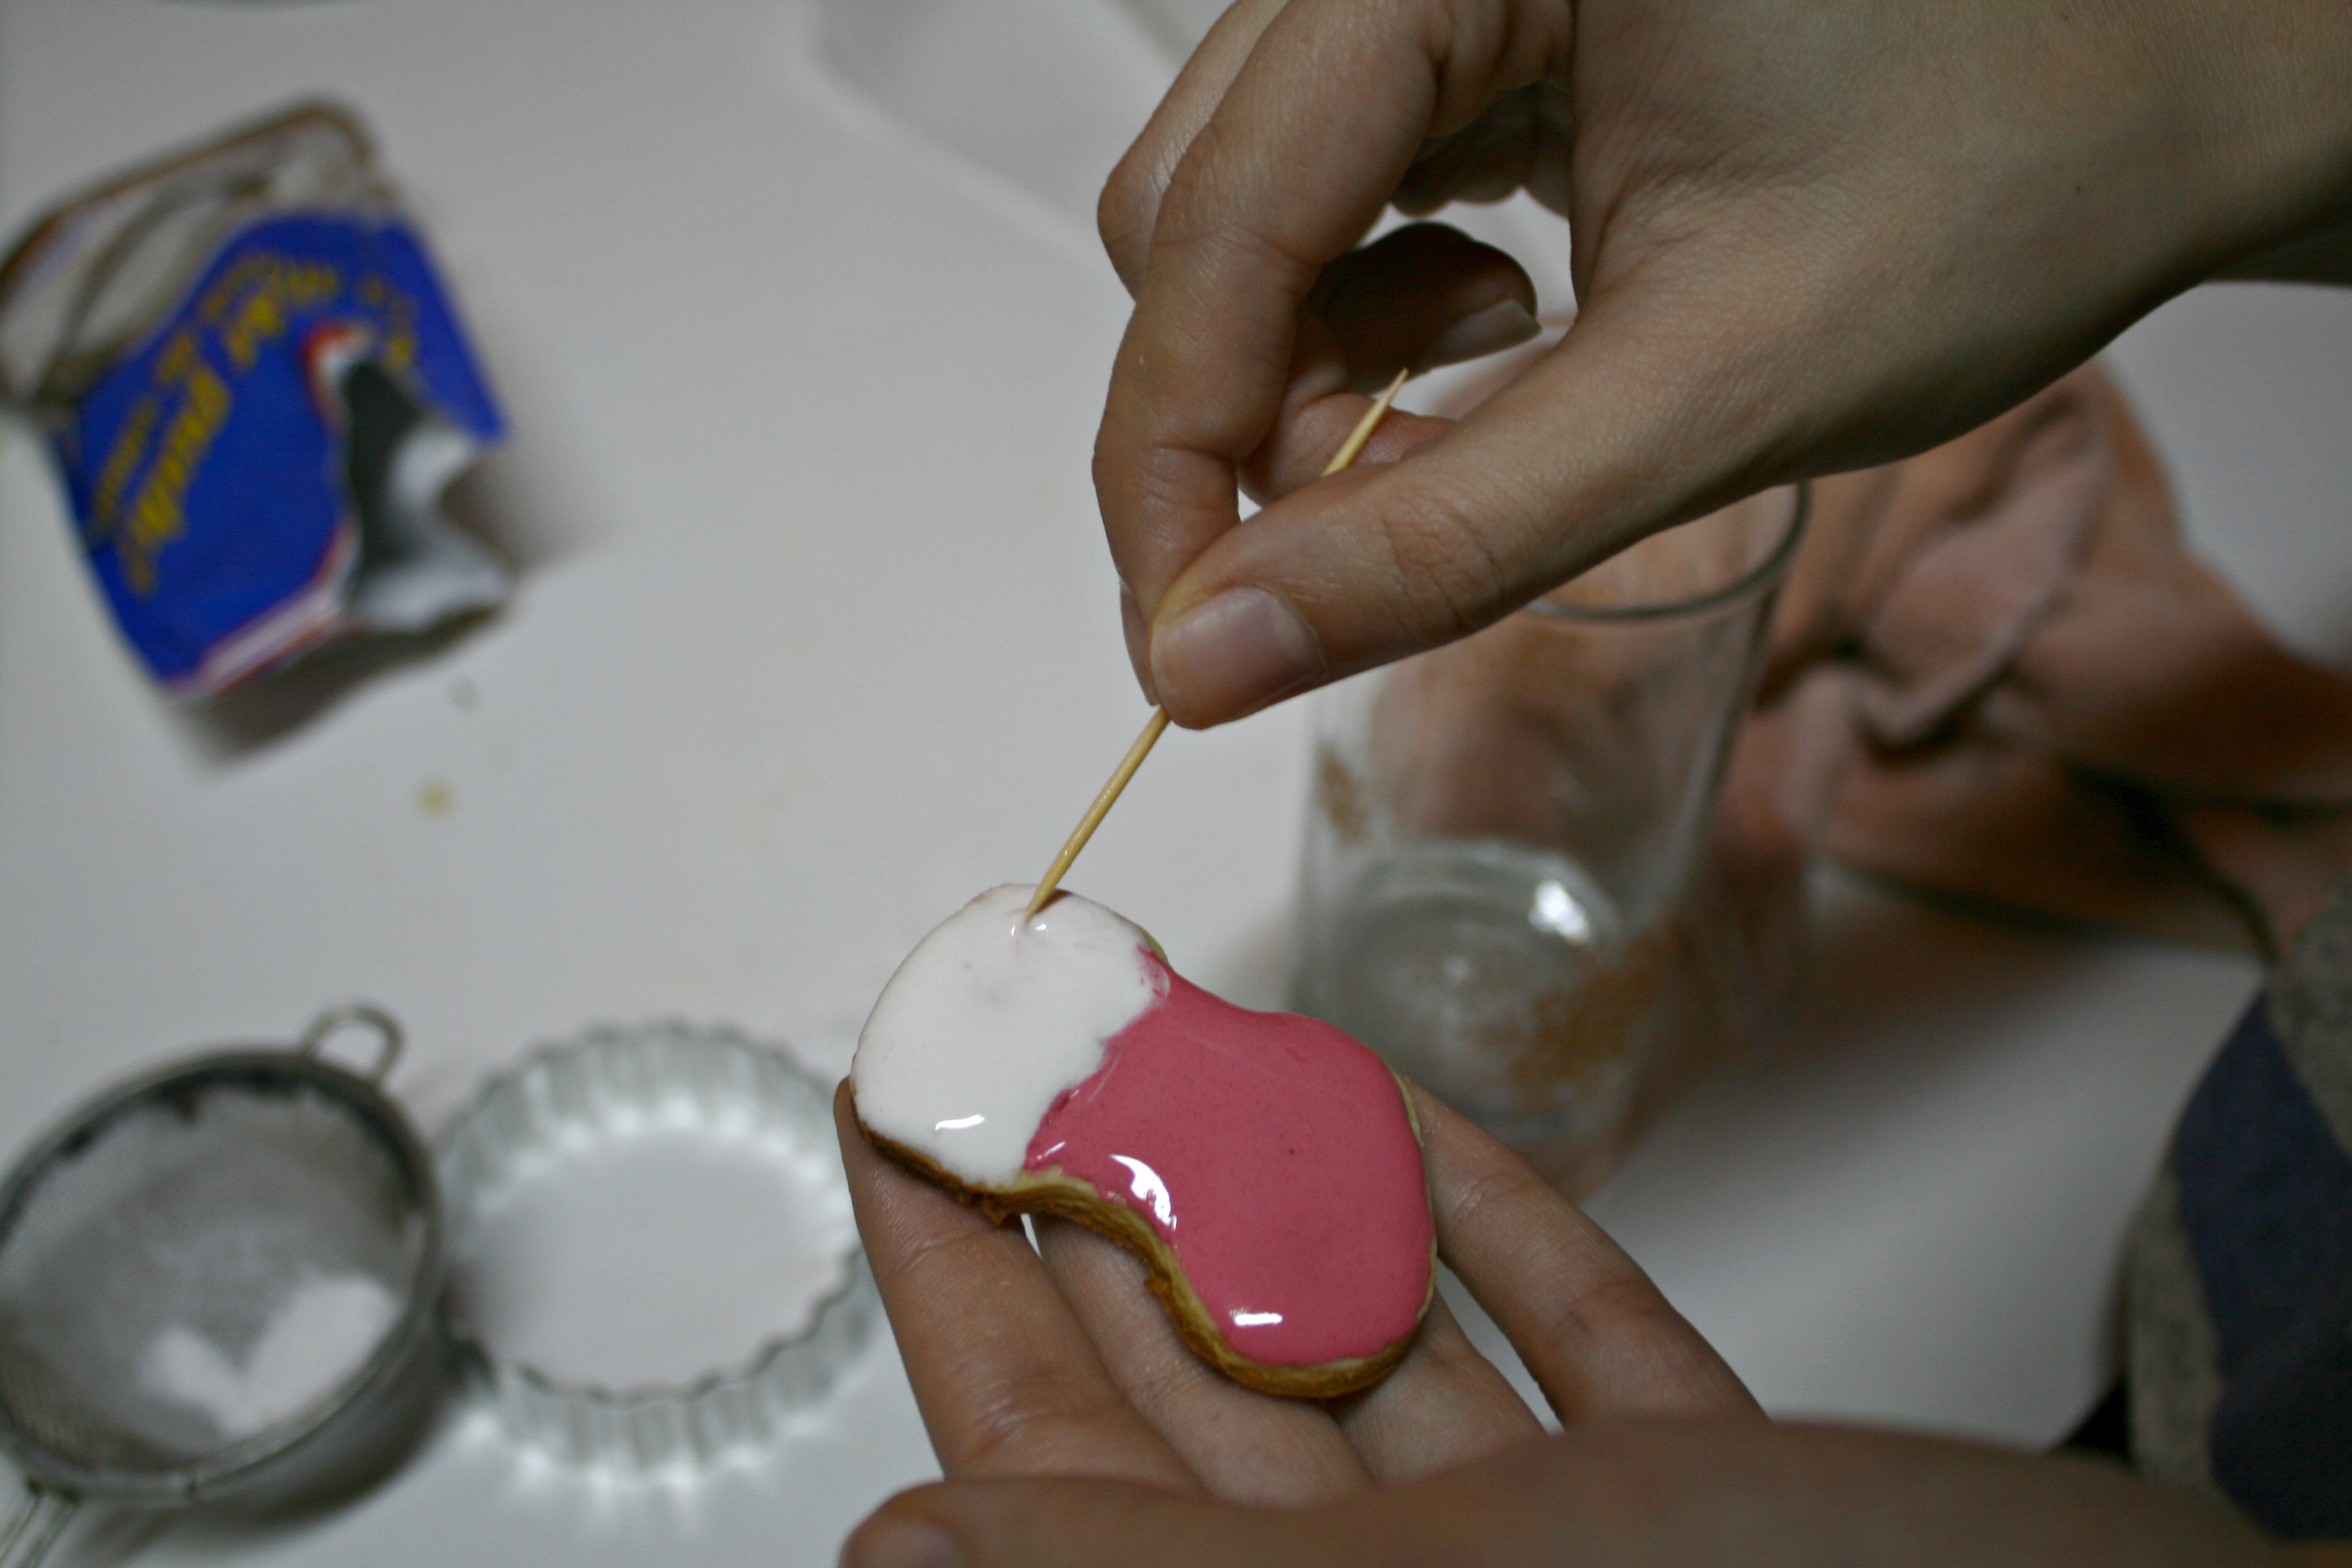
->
[0,103,510,699]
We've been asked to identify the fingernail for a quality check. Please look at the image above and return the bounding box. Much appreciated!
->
[1152,587,1322,719]
[1120,583,1158,705]
[843,1519,962,1568]
[1425,299,1539,368]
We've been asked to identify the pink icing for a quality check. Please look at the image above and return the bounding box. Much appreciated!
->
[1023,951,1434,1368]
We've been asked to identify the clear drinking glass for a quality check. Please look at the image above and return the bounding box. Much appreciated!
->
[1293,485,1806,1192]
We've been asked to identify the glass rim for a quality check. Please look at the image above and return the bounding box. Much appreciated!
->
[1520,480,1809,626]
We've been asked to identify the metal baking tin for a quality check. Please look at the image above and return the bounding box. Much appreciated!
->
[437,1022,874,1474]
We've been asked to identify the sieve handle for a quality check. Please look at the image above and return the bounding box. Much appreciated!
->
[0,1482,72,1568]
[299,1002,405,1084]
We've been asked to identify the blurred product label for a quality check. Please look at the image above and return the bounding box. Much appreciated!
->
[0,101,508,698]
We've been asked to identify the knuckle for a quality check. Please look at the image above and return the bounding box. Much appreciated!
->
[1368,489,1514,645]
[1412,1319,1499,1386]
[1536,1269,1685,1371]
[959,1362,1129,1474]
[1151,128,1325,294]
[1124,1342,1212,1419]
[1097,147,1160,277]
[1558,1270,1676,1337]
[892,1216,1013,1284]
[1168,211,1325,302]
[1439,1152,1552,1250]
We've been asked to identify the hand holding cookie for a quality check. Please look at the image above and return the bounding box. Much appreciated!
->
[838,1087,2305,1568]
[834,1053,1754,1503]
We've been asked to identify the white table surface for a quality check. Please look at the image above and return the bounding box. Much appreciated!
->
[2,2,2348,1563]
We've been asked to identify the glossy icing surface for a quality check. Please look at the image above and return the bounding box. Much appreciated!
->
[854,885,1160,1184]
[1025,955,1434,1368]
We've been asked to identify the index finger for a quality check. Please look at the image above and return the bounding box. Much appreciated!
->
[835,1082,1202,1489]
[1096,0,1567,619]
[1098,0,1289,292]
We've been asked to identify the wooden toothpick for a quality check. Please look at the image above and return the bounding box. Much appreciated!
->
[1023,373,1408,920]
[1025,706,1172,919]
[1322,367,1408,477]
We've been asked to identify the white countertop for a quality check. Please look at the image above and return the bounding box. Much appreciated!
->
[2,2,2347,1562]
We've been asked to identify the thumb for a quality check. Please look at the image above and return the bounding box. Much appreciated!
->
[840,1480,1357,1568]
[1142,291,1803,728]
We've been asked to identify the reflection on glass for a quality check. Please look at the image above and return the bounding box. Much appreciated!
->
[1530,878,1595,942]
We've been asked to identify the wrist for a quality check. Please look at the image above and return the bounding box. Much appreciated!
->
[2171,0,2352,283]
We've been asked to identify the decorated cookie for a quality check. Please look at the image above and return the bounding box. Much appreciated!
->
[851,885,1435,1397]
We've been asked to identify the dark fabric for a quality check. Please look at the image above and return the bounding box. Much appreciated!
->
[2210,1318,2352,1538]
[2164,995,2352,1537]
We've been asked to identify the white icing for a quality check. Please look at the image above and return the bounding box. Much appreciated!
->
[853,885,1160,1184]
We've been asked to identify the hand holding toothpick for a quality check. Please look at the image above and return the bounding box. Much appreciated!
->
[1024,370,1410,920]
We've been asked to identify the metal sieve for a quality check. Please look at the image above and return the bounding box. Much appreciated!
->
[0,1006,447,1568]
